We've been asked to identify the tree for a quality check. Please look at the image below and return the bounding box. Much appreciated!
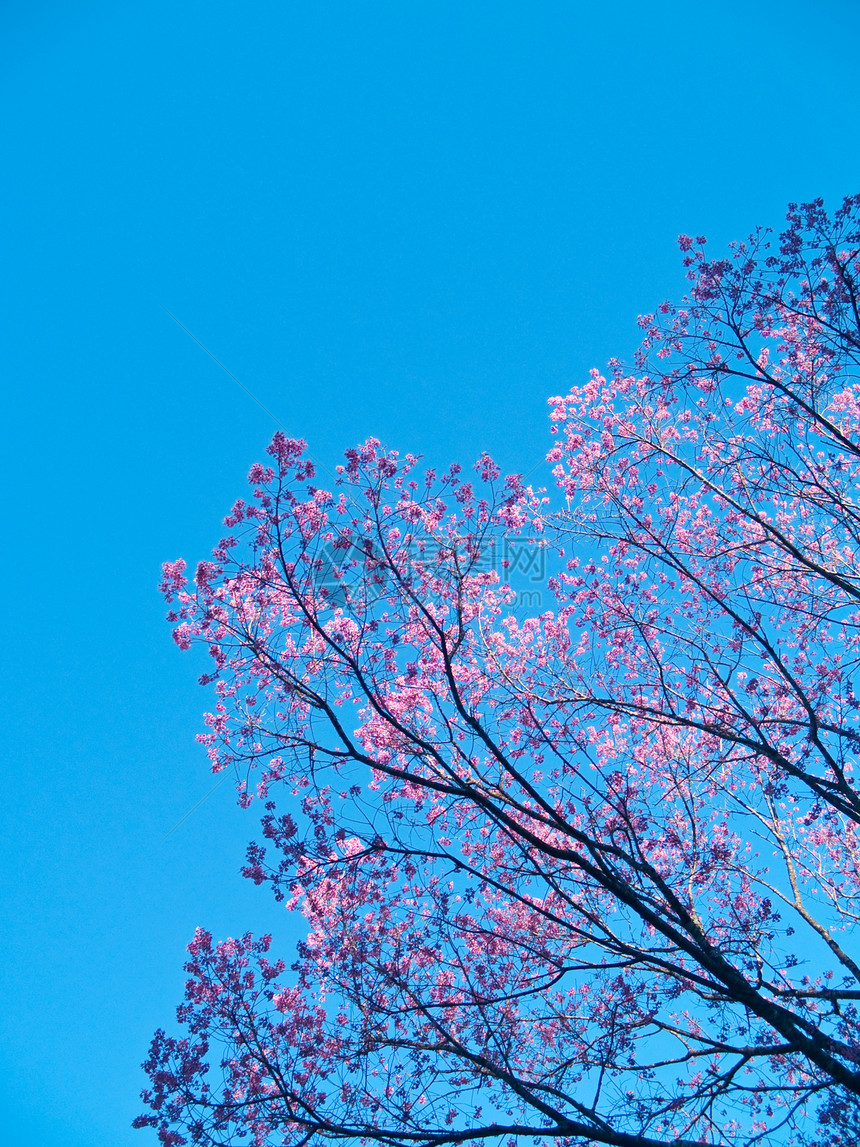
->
[138,195,860,1147]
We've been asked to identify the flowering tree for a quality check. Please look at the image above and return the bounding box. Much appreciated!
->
[138,195,860,1147]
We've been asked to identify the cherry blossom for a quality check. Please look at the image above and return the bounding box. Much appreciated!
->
[139,195,860,1147]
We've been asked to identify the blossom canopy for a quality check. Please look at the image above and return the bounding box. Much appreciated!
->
[139,194,860,1147]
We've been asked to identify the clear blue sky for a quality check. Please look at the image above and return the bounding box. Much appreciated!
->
[1,2,858,1143]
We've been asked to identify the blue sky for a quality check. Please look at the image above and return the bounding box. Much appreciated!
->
[1,2,858,1144]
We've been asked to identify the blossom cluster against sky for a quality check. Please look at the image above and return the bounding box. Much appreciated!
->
[1,2,859,1144]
